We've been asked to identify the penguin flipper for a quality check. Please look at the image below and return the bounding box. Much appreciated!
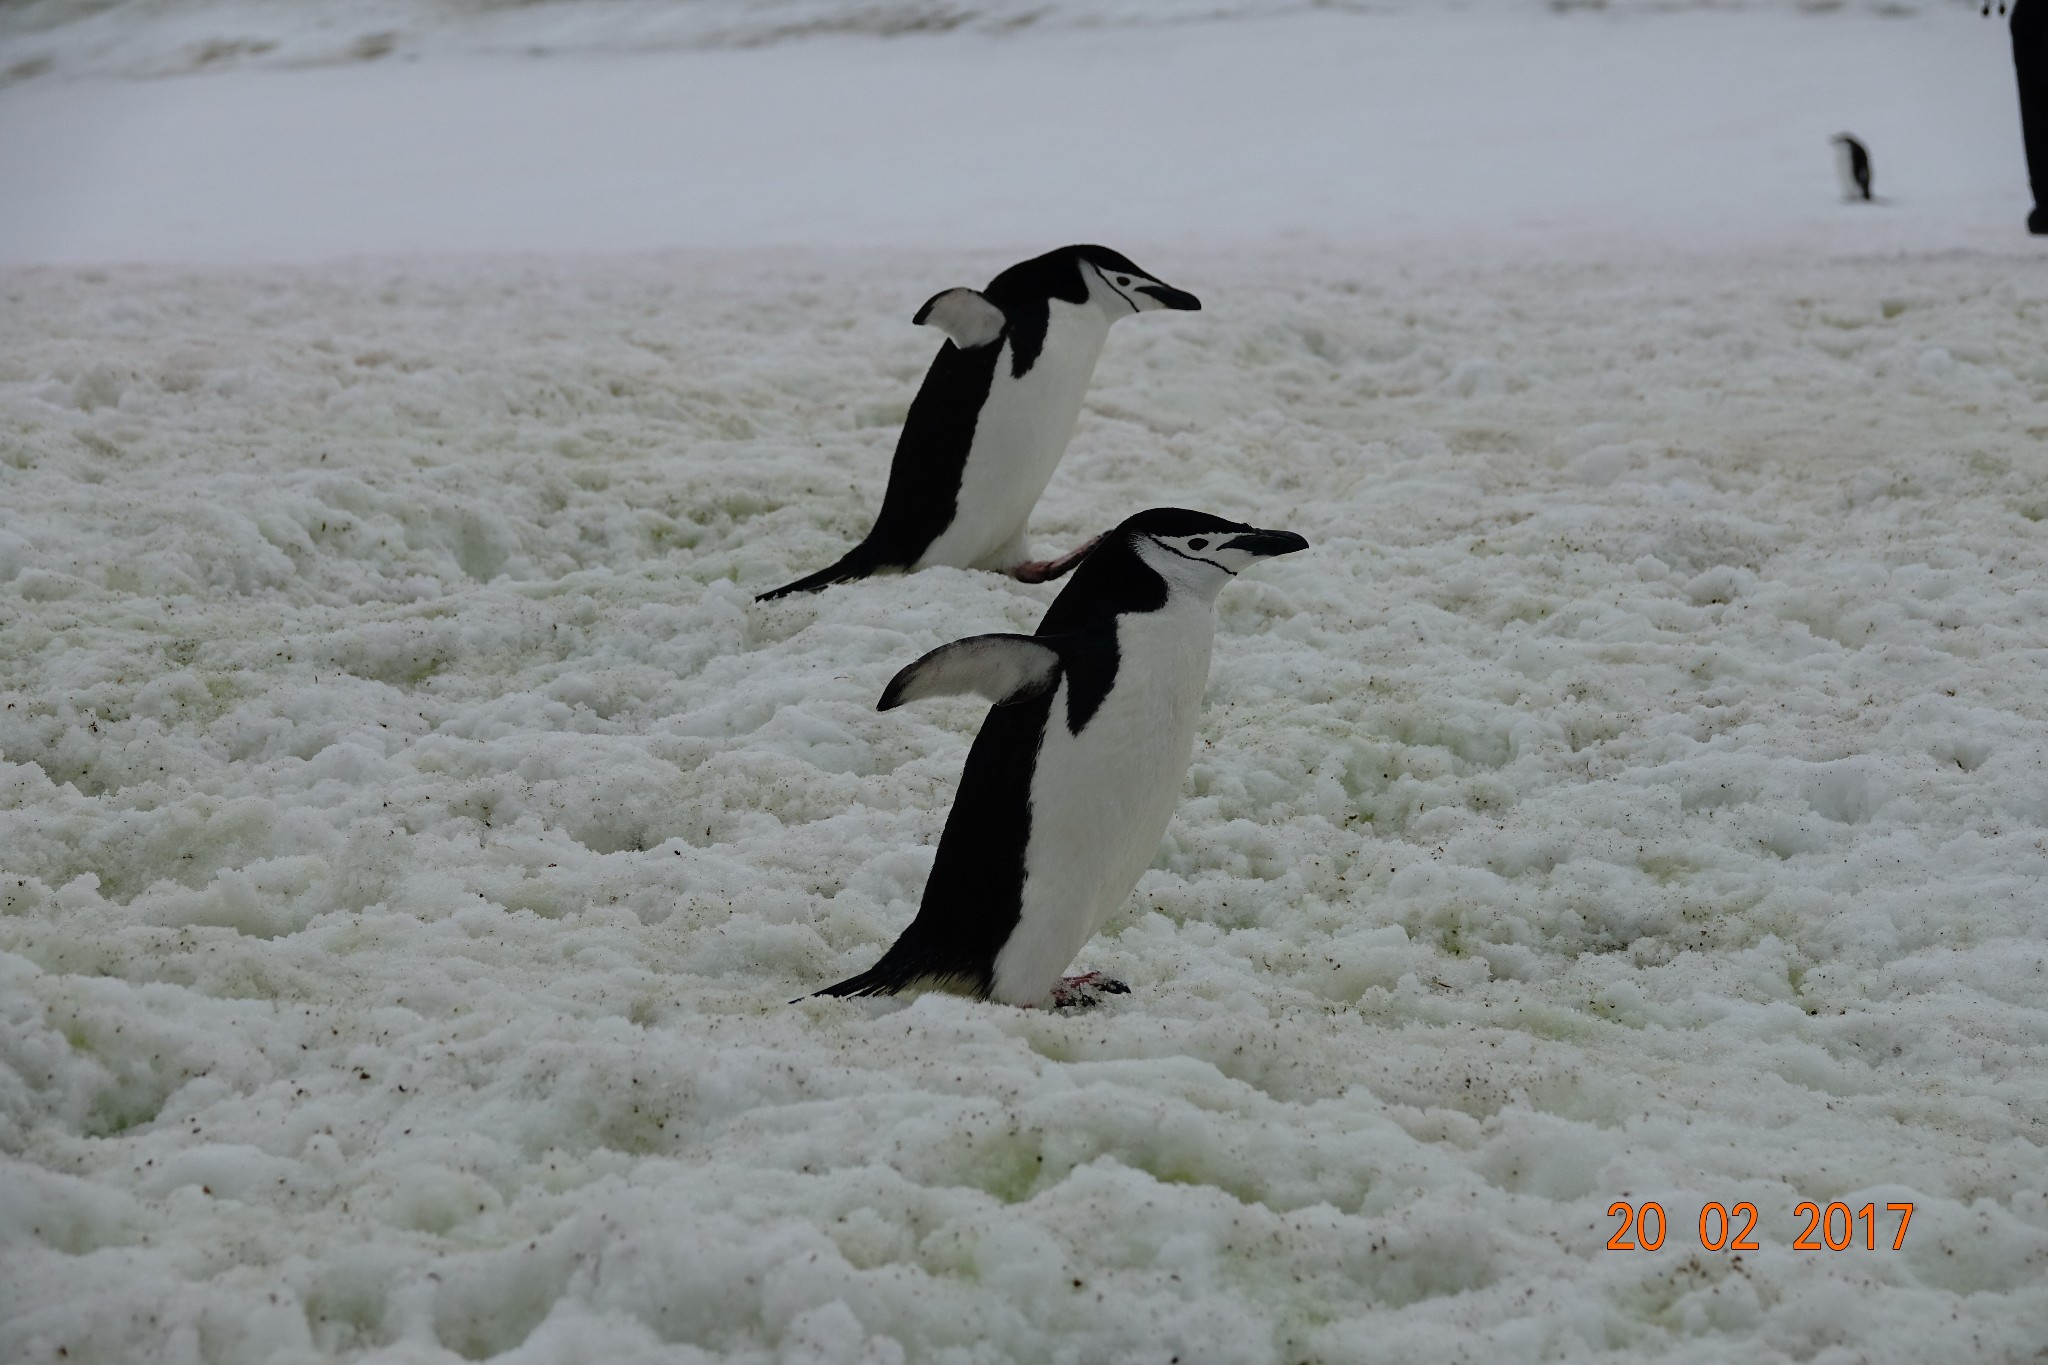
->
[913,288,1007,349]
[878,634,1063,711]
[756,544,887,602]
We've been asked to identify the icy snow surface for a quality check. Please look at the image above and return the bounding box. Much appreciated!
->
[6,241,2048,1363]
[4,3,2048,1363]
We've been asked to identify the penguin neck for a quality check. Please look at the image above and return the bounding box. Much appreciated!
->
[1040,541,1166,635]
[1004,296,1112,382]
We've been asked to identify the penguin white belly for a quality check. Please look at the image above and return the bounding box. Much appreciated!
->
[989,604,1215,1005]
[915,303,1109,573]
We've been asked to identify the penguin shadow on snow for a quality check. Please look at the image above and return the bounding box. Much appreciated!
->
[755,245,1201,601]
[795,509,1309,1011]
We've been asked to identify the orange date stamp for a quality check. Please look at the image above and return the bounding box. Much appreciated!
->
[1606,1200,1915,1252]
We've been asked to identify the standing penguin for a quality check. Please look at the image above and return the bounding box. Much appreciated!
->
[809,508,1308,1007]
[2012,0,2048,233]
[1832,133,1874,202]
[757,247,1201,601]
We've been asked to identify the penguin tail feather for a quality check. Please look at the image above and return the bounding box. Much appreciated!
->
[756,545,886,602]
[802,962,986,1003]
[807,966,903,1000]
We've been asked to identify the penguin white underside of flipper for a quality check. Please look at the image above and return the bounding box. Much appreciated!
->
[913,288,1008,350]
[879,633,1062,711]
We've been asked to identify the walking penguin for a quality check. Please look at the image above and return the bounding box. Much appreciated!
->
[757,247,1201,601]
[1832,133,1874,202]
[808,508,1308,1007]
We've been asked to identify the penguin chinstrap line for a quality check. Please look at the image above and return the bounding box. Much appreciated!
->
[756,246,1201,601]
[808,508,1309,1009]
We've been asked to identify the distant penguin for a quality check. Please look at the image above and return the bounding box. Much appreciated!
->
[1832,133,1873,202]
[809,508,1308,1007]
[2014,0,2048,233]
[758,246,1201,601]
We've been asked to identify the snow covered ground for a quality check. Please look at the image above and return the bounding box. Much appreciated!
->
[4,4,2048,1364]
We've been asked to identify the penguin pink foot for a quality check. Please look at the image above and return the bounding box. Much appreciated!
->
[1049,972,1130,1009]
[1012,535,1104,584]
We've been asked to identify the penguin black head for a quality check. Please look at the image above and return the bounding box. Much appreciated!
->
[1124,506,1307,580]
[985,245,1202,319]
[1038,507,1305,631]
[1054,508,1308,616]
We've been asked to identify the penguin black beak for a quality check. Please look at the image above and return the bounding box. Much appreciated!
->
[1220,529,1309,558]
[1136,284,1201,311]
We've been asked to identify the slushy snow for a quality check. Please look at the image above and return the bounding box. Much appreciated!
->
[3,4,2048,1364]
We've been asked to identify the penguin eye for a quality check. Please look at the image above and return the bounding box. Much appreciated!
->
[1116,276,1130,286]
[1187,538,1208,551]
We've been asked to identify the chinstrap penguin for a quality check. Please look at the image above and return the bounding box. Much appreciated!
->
[808,508,1308,1008]
[757,246,1201,601]
[1831,133,1873,202]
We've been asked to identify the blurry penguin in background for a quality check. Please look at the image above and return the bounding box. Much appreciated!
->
[2006,0,2048,233]
[1831,134,1874,202]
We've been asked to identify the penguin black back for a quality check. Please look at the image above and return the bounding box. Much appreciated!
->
[758,338,1005,600]
[760,337,1009,600]
[815,688,1053,998]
